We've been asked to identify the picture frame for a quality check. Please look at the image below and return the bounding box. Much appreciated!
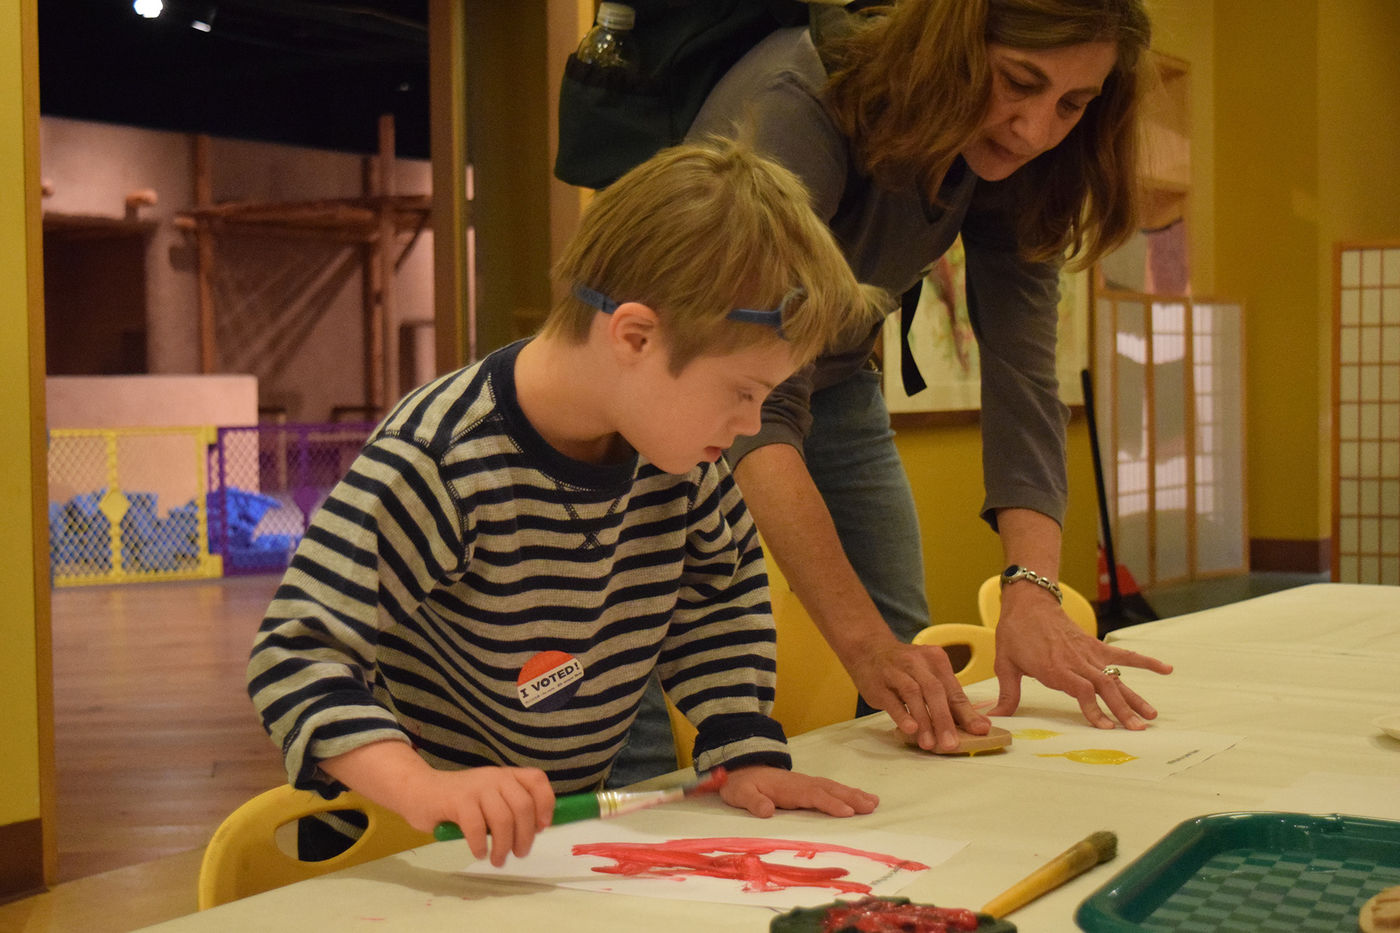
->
[882,238,1090,417]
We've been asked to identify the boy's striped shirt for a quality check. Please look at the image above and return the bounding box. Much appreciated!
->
[248,341,790,796]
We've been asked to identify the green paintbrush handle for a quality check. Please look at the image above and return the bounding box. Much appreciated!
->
[551,790,604,824]
[433,790,602,841]
[432,820,463,842]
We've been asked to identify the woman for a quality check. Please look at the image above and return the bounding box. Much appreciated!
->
[686,0,1174,756]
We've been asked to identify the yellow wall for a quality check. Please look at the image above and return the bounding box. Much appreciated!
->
[1144,0,1215,294]
[1316,1,1400,535]
[1212,2,1400,548]
[1317,4,1400,247]
[0,0,50,853]
[896,420,1100,625]
[1215,6,1323,543]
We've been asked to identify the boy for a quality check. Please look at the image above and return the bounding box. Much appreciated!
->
[247,137,886,869]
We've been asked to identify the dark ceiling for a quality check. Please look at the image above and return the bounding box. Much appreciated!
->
[39,0,432,158]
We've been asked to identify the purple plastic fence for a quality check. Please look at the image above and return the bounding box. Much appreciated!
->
[208,422,376,575]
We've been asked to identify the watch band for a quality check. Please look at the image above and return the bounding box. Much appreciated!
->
[1000,564,1063,604]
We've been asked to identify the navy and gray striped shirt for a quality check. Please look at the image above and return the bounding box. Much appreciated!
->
[248,340,790,796]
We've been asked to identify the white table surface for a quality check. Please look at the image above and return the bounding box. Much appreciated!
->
[142,583,1400,932]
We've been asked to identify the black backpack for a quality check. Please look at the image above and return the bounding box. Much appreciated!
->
[554,0,814,189]
[555,1,930,396]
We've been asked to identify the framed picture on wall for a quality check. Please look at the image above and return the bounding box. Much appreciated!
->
[881,237,1090,416]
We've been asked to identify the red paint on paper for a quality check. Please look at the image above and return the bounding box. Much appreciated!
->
[571,837,929,895]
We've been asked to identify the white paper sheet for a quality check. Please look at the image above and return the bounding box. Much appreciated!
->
[934,714,1242,782]
[460,815,963,909]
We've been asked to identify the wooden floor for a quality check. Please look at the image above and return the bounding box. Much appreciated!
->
[0,574,288,932]
[49,574,288,882]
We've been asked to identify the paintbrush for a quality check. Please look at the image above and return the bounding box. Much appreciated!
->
[432,766,729,842]
[980,830,1117,918]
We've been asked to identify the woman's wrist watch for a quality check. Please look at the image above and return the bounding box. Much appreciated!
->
[1000,564,1063,604]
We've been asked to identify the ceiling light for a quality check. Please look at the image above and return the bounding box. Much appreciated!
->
[191,19,212,32]
[133,0,164,18]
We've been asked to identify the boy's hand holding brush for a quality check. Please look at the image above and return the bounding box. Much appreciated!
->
[435,765,878,866]
[434,767,730,847]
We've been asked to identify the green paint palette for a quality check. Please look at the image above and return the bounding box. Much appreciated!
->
[1076,812,1400,932]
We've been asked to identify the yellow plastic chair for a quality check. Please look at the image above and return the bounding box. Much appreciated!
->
[977,574,1099,638]
[667,542,858,769]
[197,785,434,910]
[911,622,998,686]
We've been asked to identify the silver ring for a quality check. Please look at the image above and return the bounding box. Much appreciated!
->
[1102,665,1122,678]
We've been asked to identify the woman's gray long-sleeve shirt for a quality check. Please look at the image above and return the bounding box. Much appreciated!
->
[688,27,1069,527]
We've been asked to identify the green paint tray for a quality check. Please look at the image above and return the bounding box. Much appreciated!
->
[1075,812,1400,932]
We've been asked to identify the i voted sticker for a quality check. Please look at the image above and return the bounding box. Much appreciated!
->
[517,650,584,711]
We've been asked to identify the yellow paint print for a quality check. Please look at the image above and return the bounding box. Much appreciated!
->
[1011,728,1061,741]
[1037,748,1138,765]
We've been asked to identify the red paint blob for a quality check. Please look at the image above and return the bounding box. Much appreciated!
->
[820,896,980,932]
[571,837,929,895]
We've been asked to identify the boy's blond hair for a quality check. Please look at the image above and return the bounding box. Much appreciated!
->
[548,136,886,372]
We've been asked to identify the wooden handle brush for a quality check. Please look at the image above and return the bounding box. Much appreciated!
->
[981,830,1117,918]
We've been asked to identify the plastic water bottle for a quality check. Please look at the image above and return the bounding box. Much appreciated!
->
[575,3,640,77]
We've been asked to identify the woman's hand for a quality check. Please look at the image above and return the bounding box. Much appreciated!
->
[990,508,1172,729]
[719,765,878,818]
[845,638,991,752]
[731,446,989,753]
[989,582,1173,728]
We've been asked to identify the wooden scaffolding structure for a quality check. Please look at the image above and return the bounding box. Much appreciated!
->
[177,115,437,418]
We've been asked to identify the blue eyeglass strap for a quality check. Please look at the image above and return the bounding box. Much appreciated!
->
[726,307,784,330]
[572,283,618,314]
[573,283,787,337]
[732,287,800,337]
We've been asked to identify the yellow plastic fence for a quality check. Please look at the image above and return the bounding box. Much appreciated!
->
[47,426,223,586]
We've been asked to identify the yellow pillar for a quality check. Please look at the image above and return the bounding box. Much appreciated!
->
[0,0,55,895]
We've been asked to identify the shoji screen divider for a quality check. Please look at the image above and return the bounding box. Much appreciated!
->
[1093,292,1248,589]
[1332,242,1400,584]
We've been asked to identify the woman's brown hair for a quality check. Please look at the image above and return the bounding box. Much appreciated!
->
[824,0,1152,269]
